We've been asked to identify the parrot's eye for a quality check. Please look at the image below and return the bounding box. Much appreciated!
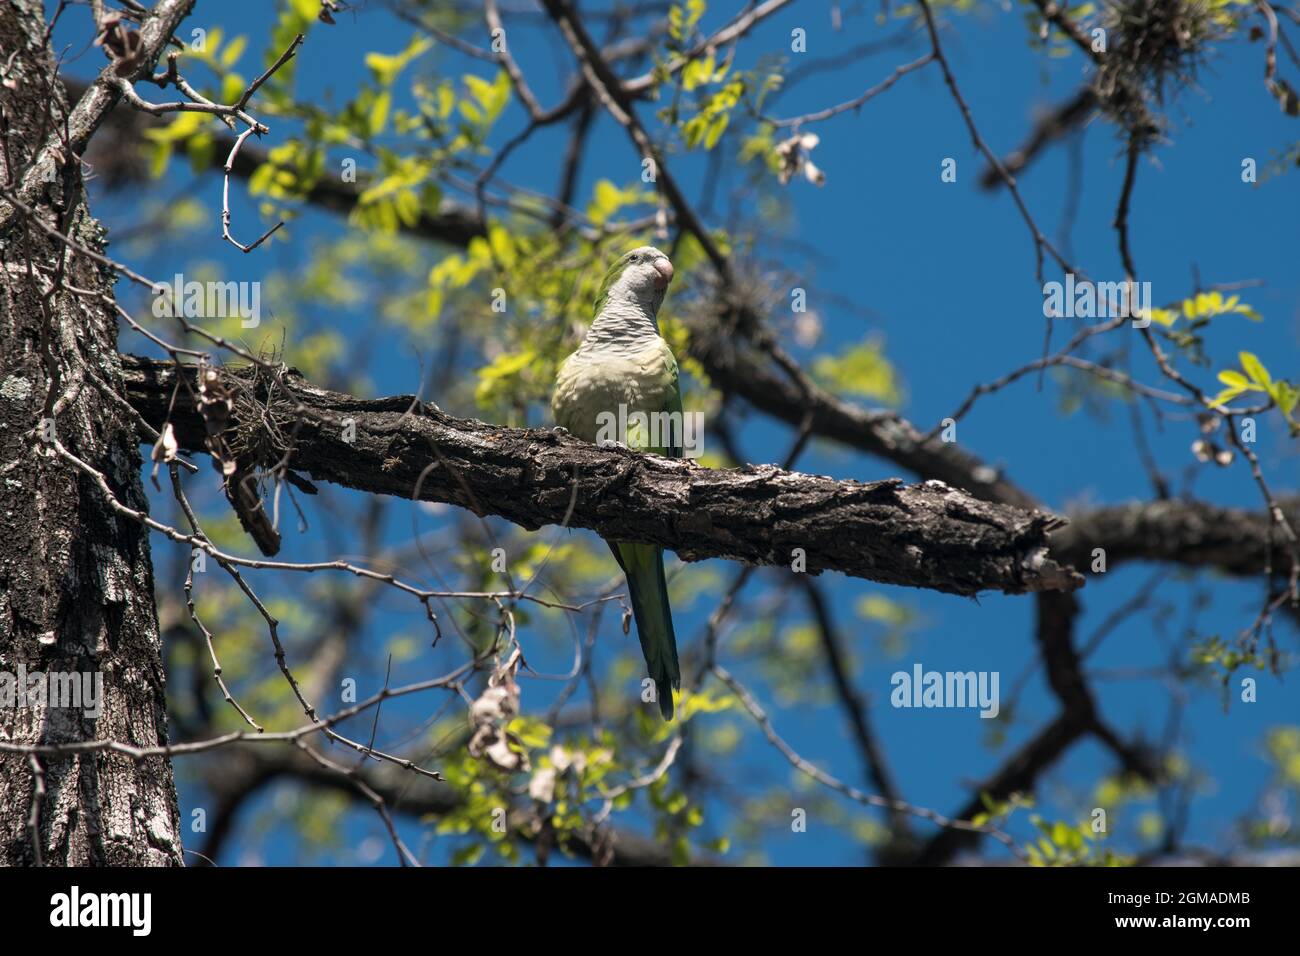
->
[629,254,640,262]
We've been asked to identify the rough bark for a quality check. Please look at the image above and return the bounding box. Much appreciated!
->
[0,0,197,239]
[1054,498,1300,578]
[118,355,1082,596]
[0,0,183,865]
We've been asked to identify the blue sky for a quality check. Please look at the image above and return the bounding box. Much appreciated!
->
[57,0,1299,864]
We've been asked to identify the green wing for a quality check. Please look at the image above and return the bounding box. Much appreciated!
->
[664,352,683,459]
[621,343,682,459]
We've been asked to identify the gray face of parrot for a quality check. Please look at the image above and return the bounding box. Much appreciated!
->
[608,245,674,313]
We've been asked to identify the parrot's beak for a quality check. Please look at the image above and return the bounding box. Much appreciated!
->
[652,257,674,289]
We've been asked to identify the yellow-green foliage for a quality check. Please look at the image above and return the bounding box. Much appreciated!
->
[812,336,901,404]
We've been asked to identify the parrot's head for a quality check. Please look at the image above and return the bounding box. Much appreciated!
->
[593,245,674,317]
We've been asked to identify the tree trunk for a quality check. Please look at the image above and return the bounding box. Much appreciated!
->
[0,0,183,865]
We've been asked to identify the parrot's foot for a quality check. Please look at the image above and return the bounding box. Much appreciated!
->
[551,425,570,437]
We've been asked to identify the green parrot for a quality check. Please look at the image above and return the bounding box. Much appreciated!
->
[552,246,682,719]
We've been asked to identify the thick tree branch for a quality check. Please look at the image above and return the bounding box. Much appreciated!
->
[119,355,1080,597]
[1055,499,1300,578]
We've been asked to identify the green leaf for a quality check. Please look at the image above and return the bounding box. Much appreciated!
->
[487,223,516,268]
[811,335,901,404]
[365,35,433,87]
[1207,386,1245,408]
[1239,351,1272,387]
[220,72,246,105]
[474,349,537,406]
[463,70,511,126]
[458,99,483,124]
[370,90,391,137]
[506,716,552,750]
[186,132,214,175]
[682,54,715,91]
[220,35,247,68]
[1274,382,1299,416]
[668,0,707,42]
[143,111,210,144]
[703,112,729,149]
[1051,821,1072,847]
[856,594,911,625]
[451,843,484,866]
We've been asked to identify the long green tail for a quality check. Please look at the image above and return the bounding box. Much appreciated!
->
[610,541,680,720]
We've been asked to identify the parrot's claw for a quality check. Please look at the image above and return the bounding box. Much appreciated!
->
[551,425,570,437]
